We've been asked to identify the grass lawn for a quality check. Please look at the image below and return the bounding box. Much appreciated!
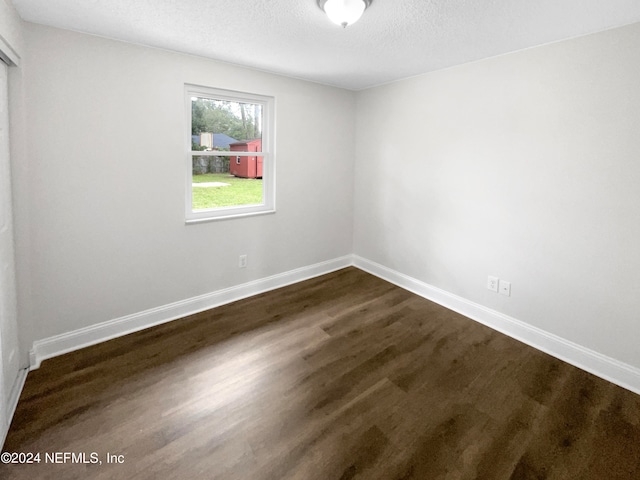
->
[192,173,263,209]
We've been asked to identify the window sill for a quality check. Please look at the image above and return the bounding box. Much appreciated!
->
[185,208,276,224]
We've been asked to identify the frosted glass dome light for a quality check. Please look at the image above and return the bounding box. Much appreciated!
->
[318,0,372,28]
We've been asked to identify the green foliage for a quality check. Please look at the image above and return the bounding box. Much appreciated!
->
[192,173,263,209]
[191,98,262,141]
[191,140,207,151]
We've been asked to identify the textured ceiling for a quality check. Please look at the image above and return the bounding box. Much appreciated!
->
[11,0,640,90]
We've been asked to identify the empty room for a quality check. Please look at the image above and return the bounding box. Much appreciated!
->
[1,0,640,478]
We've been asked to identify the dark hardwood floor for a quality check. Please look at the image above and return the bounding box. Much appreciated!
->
[2,267,640,479]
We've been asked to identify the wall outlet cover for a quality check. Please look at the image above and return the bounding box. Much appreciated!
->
[499,280,511,296]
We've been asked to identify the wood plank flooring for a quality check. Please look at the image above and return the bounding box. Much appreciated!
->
[2,267,640,479]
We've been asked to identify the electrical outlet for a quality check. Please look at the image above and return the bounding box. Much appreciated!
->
[239,254,247,268]
[487,276,499,292]
[499,280,511,296]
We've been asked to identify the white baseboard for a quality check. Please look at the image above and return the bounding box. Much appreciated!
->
[28,253,640,397]
[353,255,640,396]
[29,255,353,370]
[1,367,28,449]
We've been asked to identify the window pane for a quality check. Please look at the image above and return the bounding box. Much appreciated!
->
[192,156,264,210]
[185,85,274,222]
[191,97,263,152]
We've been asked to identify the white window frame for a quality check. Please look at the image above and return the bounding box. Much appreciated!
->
[185,84,276,223]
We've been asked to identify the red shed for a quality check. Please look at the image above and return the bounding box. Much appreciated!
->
[229,139,263,178]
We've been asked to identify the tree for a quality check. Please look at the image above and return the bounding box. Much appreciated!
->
[191,98,261,141]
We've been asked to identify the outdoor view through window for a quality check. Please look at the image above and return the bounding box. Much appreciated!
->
[190,95,264,212]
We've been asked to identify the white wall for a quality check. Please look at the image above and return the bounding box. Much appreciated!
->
[14,23,355,351]
[354,22,640,369]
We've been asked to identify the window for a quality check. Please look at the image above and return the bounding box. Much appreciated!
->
[185,84,275,223]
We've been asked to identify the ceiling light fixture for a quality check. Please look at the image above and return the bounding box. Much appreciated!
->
[317,0,372,28]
